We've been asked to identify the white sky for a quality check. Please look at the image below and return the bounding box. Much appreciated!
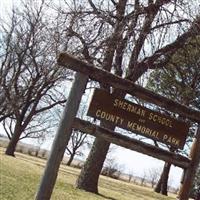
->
[0,0,183,189]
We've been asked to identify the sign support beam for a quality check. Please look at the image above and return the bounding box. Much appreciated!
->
[35,73,88,200]
[57,53,200,123]
[178,125,200,200]
[73,118,190,169]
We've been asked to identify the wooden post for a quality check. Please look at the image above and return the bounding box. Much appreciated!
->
[178,125,200,200]
[35,73,88,200]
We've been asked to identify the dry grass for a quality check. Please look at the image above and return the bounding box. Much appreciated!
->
[0,147,177,200]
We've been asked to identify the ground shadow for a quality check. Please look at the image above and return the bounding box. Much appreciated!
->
[98,193,118,200]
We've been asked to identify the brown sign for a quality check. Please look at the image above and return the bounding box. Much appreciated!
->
[87,89,189,149]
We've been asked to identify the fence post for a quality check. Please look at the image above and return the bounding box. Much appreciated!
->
[35,72,88,200]
[178,125,200,200]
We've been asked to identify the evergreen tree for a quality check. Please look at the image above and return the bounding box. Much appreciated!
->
[191,164,200,199]
[147,38,200,196]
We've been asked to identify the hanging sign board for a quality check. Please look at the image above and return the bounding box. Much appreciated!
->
[87,89,189,149]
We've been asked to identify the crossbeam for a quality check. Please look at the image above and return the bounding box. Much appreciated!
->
[73,118,191,169]
[57,53,200,123]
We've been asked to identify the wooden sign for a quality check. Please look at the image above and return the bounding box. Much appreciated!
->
[87,89,189,149]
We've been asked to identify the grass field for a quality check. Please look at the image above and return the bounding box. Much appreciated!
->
[0,148,177,200]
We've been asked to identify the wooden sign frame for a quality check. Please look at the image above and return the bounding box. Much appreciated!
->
[35,53,200,200]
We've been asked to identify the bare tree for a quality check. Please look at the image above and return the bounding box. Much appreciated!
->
[53,0,200,193]
[140,171,147,186]
[128,170,135,183]
[65,129,88,166]
[148,167,160,188]
[101,155,124,179]
[0,0,71,156]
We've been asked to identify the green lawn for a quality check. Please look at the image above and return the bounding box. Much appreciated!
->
[0,148,176,200]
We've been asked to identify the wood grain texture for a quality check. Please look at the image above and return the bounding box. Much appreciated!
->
[87,89,189,149]
[35,73,88,200]
[72,118,191,169]
[57,53,200,123]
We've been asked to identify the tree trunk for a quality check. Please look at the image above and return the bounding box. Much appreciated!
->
[161,162,171,195]
[154,175,162,193]
[5,122,22,156]
[66,152,75,166]
[76,137,110,193]
[155,162,171,195]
